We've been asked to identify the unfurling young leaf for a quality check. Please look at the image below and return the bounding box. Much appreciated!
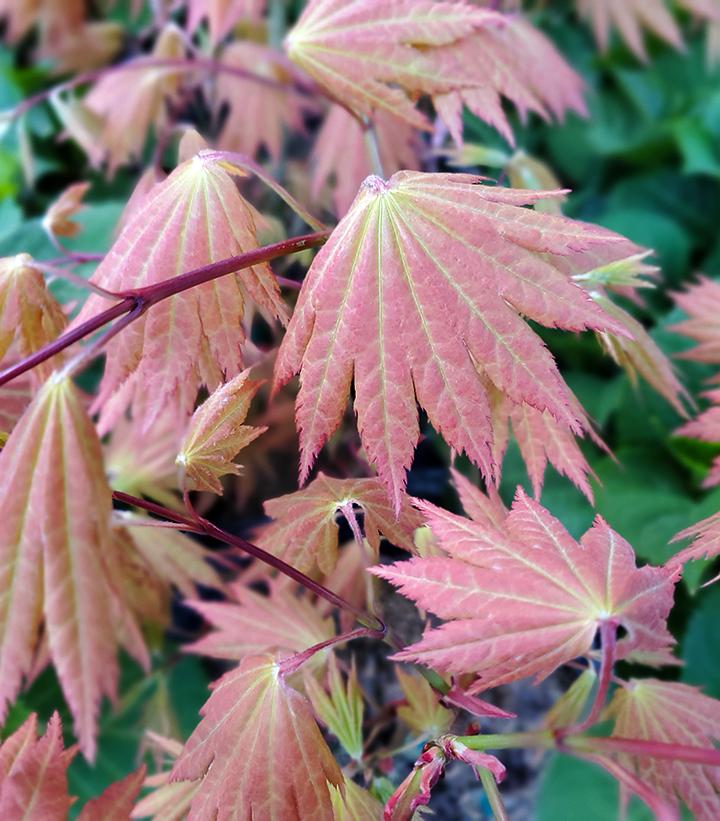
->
[305,655,364,762]
[373,489,678,692]
[0,374,148,760]
[606,679,720,818]
[42,181,90,239]
[74,137,287,434]
[0,255,67,382]
[274,171,641,509]
[171,654,343,819]
[395,667,454,739]
[177,370,266,494]
[257,472,422,575]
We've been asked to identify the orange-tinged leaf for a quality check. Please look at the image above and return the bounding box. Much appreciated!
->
[216,42,313,162]
[74,143,287,434]
[576,0,684,61]
[78,765,146,821]
[43,181,90,238]
[187,0,266,43]
[373,489,678,692]
[312,104,420,217]
[171,654,343,820]
[257,472,422,575]
[84,25,185,174]
[0,712,75,820]
[185,580,334,666]
[607,680,720,818]
[0,375,147,760]
[0,254,67,382]
[275,171,642,509]
[177,370,266,494]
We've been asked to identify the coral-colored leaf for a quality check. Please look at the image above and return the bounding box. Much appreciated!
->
[187,0,266,43]
[177,370,266,494]
[373,489,678,691]
[286,2,584,142]
[275,171,641,509]
[576,0,684,61]
[607,679,720,818]
[257,472,422,575]
[84,25,185,173]
[0,368,32,436]
[171,654,343,819]
[0,713,75,820]
[74,141,286,434]
[78,765,146,821]
[185,580,334,665]
[0,254,67,382]
[216,42,312,162]
[312,105,420,216]
[0,375,147,759]
[669,510,720,569]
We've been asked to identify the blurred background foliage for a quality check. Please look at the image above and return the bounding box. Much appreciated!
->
[1,1,720,817]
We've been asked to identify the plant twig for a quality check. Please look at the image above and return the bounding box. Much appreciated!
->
[0,230,329,389]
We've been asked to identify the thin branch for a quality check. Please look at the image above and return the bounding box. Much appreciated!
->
[479,768,509,821]
[362,117,386,178]
[0,230,329,389]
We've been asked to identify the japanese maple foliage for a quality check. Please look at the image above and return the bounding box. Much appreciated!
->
[3,1,720,819]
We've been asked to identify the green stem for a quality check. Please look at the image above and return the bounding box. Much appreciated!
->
[456,731,555,752]
[479,768,509,821]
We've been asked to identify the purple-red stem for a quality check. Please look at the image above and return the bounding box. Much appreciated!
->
[566,735,720,766]
[0,231,329,389]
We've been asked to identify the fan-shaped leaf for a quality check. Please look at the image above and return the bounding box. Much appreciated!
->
[373,489,678,692]
[0,375,148,759]
[275,171,641,509]
[177,370,266,494]
[257,472,422,574]
[74,142,286,434]
[171,654,343,820]
[607,679,720,818]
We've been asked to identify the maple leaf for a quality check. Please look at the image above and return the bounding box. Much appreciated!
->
[0,0,84,46]
[43,181,90,239]
[672,276,720,364]
[185,580,334,667]
[177,370,266,494]
[73,141,287,434]
[171,654,343,819]
[130,736,200,821]
[257,472,422,575]
[0,712,75,819]
[669,510,720,569]
[78,766,146,821]
[187,0,266,43]
[0,374,148,759]
[84,25,186,174]
[0,367,32,437]
[676,388,720,488]
[606,679,720,818]
[286,2,584,143]
[39,20,123,75]
[328,777,384,821]
[216,42,313,162]
[275,171,641,509]
[395,667,454,739]
[372,489,678,692]
[576,0,683,62]
[0,254,67,382]
[312,104,420,217]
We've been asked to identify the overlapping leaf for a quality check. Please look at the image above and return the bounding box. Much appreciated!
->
[373,489,678,692]
[177,369,266,494]
[185,580,334,666]
[78,766,145,821]
[171,654,343,819]
[607,680,720,818]
[0,713,74,820]
[74,142,286,434]
[328,778,383,821]
[257,472,422,574]
[216,42,313,162]
[0,375,148,759]
[275,171,642,509]
[187,0,266,43]
[0,254,67,382]
[312,104,419,216]
[576,0,683,61]
[286,1,584,143]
